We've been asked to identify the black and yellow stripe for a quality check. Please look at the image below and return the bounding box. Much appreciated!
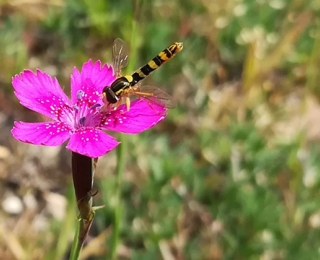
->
[129,42,183,86]
[103,42,183,104]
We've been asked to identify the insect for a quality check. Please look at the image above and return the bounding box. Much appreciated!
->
[102,38,183,110]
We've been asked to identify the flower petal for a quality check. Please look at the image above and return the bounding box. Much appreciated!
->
[66,129,120,157]
[12,70,71,120]
[11,121,70,146]
[71,59,115,103]
[102,99,167,134]
[74,78,104,109]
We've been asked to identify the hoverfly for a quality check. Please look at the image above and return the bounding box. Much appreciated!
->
[102,38,183,111]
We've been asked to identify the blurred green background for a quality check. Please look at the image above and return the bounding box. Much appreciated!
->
[0,0,320,259]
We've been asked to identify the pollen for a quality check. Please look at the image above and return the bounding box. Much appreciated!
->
[77,90,85,100]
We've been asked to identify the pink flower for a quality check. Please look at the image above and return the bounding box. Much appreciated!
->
[11,60,167,158]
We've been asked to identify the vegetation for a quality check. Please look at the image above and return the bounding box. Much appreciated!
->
[1,0,320,259]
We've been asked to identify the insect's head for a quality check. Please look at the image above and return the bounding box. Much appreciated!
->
[102,86,118,104]
[102,77,130,104]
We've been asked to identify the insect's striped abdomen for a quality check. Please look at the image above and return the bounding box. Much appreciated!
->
[130,42,183,86]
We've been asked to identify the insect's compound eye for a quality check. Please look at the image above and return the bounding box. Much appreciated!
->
[102,86,118,104]
[102,86,110,94]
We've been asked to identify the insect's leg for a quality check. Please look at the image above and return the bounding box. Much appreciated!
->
[126,97,131,111]
[134,91,154,97]
[140,96,166,115]
[148,101,163,115]
[114,98,123,110]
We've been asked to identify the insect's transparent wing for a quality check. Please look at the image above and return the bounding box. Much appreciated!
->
[138,85,175,109]
[113,38,129,77]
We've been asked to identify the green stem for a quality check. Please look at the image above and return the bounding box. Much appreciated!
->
[70,213,94,260]
[70,154,96,260]
[69,216,81,260]
[110,2,143,257]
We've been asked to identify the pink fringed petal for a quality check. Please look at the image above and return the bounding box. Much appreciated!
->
[11,121,71,146]
[66,129,120,157]
[102,99,167,134]
[71,59,115,103]
[73,78,104,108]
[12,70,71,120]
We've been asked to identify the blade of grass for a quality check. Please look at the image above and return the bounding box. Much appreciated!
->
[110,1,144,259]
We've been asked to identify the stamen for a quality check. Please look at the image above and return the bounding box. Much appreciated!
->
[89,103,101,110]
[79,117,86,126]
[77,90,85,101]
[72,89,105,128]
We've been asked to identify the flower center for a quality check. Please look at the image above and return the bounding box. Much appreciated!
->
[73,90,103,129]
[58,89,105,131]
